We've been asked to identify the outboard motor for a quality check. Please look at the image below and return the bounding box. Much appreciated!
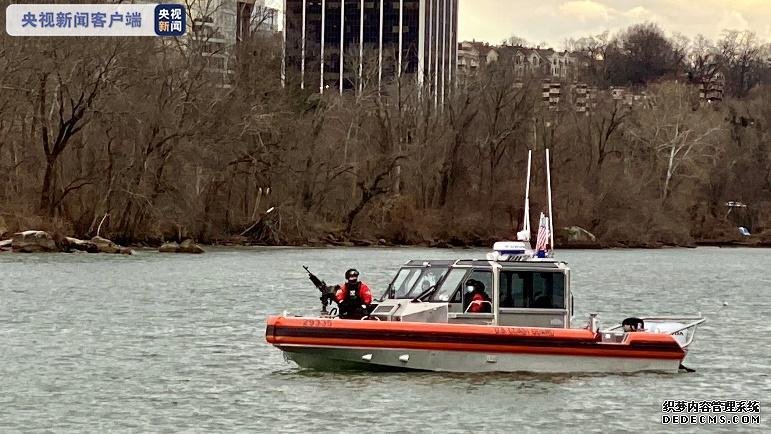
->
[622,317,645,332]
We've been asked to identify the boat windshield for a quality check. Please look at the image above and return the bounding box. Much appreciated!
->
[390,267,449,299]
[430,268,468,302]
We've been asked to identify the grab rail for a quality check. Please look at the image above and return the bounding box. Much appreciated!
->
[602,316,706,349]
[603,316,706,333]
[464,301,493,314]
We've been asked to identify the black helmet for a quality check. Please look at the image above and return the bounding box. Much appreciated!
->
[345,269,360,280]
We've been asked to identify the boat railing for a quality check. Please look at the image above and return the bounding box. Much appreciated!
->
[463,301,493,314]
[602,316,707,348]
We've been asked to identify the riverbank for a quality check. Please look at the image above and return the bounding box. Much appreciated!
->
[75,233,771,250]
[224,237,771,249]
[3,234,770,253]
[2,224,770,253]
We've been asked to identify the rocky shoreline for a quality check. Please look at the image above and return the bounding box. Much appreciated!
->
[206,230,771,250]
[2,227,768,254]
[0,230,205,254]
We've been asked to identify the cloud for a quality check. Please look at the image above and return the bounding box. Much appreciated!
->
[623,6,657,22]
[716,11,751,32]
[457,0,770,48]
[558,0,614,23]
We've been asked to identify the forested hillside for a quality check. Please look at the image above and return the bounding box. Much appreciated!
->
[1,22,769,247]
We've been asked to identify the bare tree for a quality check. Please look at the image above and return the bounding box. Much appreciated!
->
[504,35,529,47]
[718,30,765,96]
[36,43,118,216]
[627,83,724,202]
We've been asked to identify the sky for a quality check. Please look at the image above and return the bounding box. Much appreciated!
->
[458,0,771,48]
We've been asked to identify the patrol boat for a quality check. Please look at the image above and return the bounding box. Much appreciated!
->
[265,151,706,373]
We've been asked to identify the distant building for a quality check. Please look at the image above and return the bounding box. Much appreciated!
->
[456,42,584,80]
[507,46,577,79]
[699,71,726,104]
[283,0,459,100]
[457,41,498,75]
[190,0,278,44]
[189,0,279,87]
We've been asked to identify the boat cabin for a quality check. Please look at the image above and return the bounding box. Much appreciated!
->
[370,256,573,328]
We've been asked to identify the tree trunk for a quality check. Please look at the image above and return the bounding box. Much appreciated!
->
[345,190,371,234]
[39,159,55,214]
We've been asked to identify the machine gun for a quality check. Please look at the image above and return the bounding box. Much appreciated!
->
[303,265,339,315]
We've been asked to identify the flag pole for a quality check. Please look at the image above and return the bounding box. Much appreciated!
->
[522,150,532,240]
[545,148,555,252]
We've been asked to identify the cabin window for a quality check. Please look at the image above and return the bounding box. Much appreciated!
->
[460,270,493,313]
[431,268,467,302]
[464,270,493,297]
[390,268,421,298]
[430,268,492,305]
[499,271,565,309]
[407,267,449,299]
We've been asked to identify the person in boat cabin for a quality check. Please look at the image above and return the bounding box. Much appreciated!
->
[464,279,492,313]
[418,271,439,293]
[335,269,373,319]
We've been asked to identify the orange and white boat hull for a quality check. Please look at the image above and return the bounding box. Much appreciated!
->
[266,316,686,374]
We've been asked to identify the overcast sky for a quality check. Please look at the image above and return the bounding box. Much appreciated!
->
[457,0,771,48]
[267,1,770,48]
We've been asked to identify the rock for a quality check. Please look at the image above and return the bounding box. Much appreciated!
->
[159,239,205,253]
[0,238,12,251]
[352,239,374,246]
[8,232,130,254]
[378,238,387,246]
[65,237,99,253]
[178,239,205,254]
[158,241,180,253]
[12,230,58,253]
[559,226,597,243]
[91,236,133,255]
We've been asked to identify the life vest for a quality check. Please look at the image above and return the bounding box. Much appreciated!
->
[339,282,366,318]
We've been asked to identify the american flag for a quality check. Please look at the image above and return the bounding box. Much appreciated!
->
[535,213,550,252]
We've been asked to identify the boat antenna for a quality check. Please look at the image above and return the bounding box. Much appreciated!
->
[545,148,555,253]
[519,150,533,241]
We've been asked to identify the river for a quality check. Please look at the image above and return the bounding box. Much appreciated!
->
[1,247,769,432]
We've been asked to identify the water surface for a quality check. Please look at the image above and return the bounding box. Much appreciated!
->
[1,247,769,432]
